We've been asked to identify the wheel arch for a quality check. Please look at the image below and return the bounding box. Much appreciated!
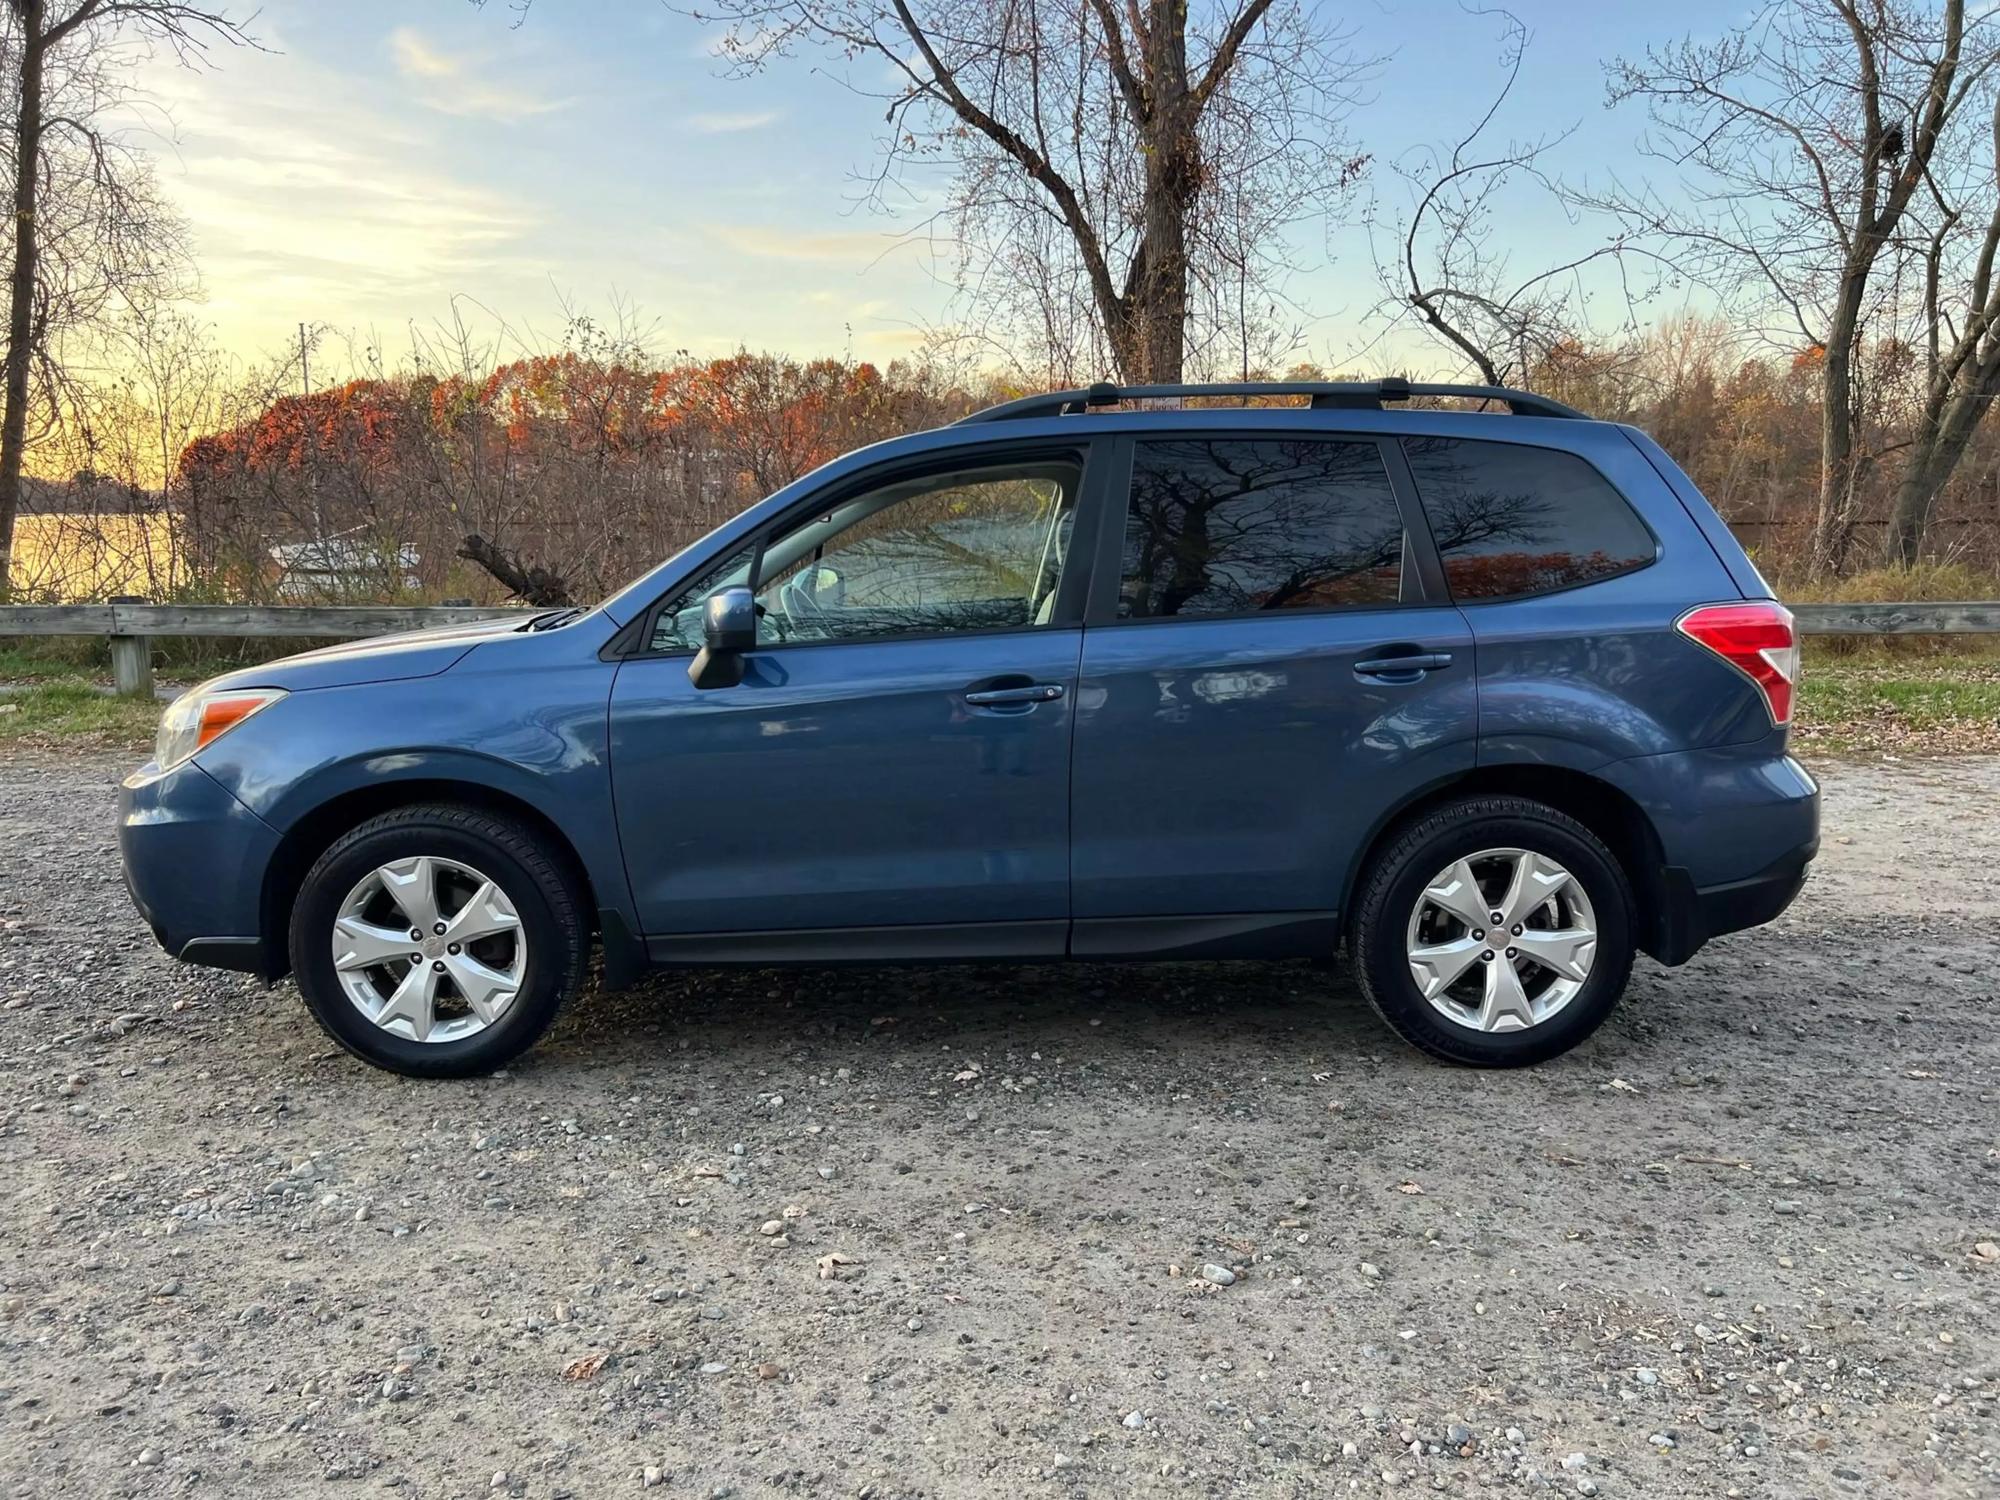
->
[1344,763,1671,959]
[259,778,603,983]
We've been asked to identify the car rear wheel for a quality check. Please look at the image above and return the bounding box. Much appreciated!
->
[1350,796,1635,1067]
[288,805,588,1077]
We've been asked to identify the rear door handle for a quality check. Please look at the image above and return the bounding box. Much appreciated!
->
[964,683,1066,706]
[1353,651,1454,680]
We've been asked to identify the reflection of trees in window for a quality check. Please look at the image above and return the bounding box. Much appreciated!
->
[1122,439,1405,618]
[1401,437,1653,601]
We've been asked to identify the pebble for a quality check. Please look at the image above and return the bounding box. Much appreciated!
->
[1200,1263,1236,1286]
[1123,1410,1144,1429]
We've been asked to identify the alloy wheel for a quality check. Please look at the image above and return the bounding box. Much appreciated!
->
[1404,847,1598,1033]
[329,856,526,1044]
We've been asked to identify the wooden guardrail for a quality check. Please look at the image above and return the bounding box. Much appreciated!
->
[0,601,529,696]
[0,599,1996,697]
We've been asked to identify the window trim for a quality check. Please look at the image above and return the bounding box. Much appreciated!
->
[626,437,1109,660]
[1084,431,1445,629]
[1391,435,1662,607]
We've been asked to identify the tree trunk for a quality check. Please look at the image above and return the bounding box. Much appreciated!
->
[1130,12,1193,384]
[1884,353,2000,565]
[0,3,45,602]
[457,532,574,606]
[1808,268,1868,578]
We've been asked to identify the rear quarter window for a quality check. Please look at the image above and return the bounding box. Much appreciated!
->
[1401,437,1656,602]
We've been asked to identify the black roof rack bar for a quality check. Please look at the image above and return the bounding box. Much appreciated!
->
[954,379,1587,424]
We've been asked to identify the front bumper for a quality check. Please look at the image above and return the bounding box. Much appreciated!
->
[119,759,282,976]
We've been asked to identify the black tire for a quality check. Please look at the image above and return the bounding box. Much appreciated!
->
[1349,796,1635,1067]
[287,804,588,1078]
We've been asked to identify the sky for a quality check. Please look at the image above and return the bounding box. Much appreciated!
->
[129,0,1754,378]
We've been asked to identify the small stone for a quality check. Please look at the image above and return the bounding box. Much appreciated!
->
[136,1448,163,1467]
[1649,1432,1675,1449]
[1123,1410,1144,1429]
[1200,1263,1236,1286]
[1359,1261,1382,1280]
[1560,1453,1590,1472]
[1447,1422,1473,1449]
[755,1362,782,1380]
[1634,1368,1658,1386]
[490,1473,508,1492]
[642,1466,663,1488]
[1576,1481,1599,1498]
[699,1361,728,1375]
[759,1220,783,1236]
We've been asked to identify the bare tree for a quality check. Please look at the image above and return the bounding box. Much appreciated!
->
[1605,1,1996,576]
[578,1,1368,384]
[0,0,252,598]
[1369,8,1666,388]
[1883,69,2000,563]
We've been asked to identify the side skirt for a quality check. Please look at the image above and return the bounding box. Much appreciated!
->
[639,912,1340,968]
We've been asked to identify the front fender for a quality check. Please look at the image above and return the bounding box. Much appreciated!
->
[192,636,633,936]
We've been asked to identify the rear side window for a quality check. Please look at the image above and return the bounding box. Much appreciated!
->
[1401,437,1655,601]
[1120,437,1405,618]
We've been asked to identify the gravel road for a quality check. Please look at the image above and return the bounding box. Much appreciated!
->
[1,749,1995,1500]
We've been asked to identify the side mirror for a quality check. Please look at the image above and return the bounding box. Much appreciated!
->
[689,585,755,689]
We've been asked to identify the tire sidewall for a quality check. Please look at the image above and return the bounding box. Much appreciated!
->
[289,819,572,1078]
[1359,811,1634,1066]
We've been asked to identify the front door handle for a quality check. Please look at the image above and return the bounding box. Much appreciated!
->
[1353,650,1454,681]
[964,682,1066,706]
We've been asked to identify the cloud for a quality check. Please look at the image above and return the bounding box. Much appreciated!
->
[386,25,567,122]
[686,110,780,134]
[136,48,542,358]
[389,27,458,79]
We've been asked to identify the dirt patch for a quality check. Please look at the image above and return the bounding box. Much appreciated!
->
[0,750,1995,1498]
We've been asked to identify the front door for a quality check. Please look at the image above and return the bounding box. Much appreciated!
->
[609,445,1097,956]
[1069,431,1478,941]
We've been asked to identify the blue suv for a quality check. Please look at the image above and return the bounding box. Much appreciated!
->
[118,380,1819,1076]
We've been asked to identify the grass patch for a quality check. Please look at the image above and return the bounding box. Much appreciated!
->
[0,645,101,681]
[1795,654,2000,756]
[0,678,159,752]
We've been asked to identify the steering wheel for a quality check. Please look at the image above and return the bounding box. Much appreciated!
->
[778,572,832,635]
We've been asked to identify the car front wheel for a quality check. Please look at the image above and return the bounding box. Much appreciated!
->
[287,804,588,1077]
[1350,796,1635,1067]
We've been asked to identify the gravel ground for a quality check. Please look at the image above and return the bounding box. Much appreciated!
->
[1,749,1996,1500]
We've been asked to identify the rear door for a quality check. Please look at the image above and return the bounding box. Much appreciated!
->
[1068,430,1477,949]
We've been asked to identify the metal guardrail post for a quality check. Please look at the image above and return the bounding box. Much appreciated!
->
[106,596,154,700]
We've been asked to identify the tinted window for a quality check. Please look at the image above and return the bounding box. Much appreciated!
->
[1401,437,1655,601]
[1120,438,1405,618]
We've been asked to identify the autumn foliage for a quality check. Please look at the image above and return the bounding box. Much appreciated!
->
[171,352,990,601]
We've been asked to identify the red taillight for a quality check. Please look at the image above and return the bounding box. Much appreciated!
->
[1676,602,1799,726]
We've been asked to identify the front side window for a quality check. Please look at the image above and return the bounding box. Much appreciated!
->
[648,542,757,653]
[1119,438,1406,619]
[1401,437,1656,601]
[752,459,1080,646]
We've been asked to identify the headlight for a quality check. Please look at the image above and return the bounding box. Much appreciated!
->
[155,687,286,771]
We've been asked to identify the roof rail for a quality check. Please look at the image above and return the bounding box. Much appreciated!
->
[954,379,1588,424]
